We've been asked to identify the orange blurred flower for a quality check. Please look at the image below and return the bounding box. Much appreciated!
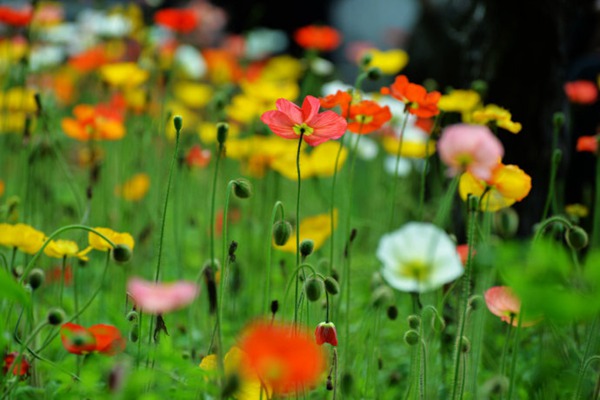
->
[0,5,33,27]
[294,25,341,52]
[61,99,125,141]
[154,8,198,34]
[186,144,211,168]
[564,80,598,105]
[238,320,326,395]
[115,173,150,202]
[68,46,110,73]
[60,323,125,356]
[380,75,441,118]
[347,100,392,134]
[577,135,598,153]
[203,49,243,84]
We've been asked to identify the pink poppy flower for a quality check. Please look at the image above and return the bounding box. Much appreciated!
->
[127,277,199,315]
[437,124,504,180]
[260,96,347,146]
[564,80,598,105]
[484,286,540,327]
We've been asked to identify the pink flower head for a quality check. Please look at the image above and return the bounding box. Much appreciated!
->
[260,96,348,146]
[484,286,539,327]
[437,124,504,180]
[127,277,199,315]
[564,80,598,105]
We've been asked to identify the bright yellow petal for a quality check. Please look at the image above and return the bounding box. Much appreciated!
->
[276,210,338,253]
[493,165,531,202]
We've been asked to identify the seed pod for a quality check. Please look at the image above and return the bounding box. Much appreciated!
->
[304,278,323,302]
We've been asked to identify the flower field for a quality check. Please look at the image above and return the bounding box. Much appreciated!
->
[1,2,600,399]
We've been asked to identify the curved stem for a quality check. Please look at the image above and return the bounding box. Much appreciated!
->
[265,201,285,314]
[541,149,562,221]
[533,215,574,242]
[592,144,600,248]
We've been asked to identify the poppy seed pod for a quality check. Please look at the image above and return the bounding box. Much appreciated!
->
[367,67,382,81]
[300,239,314,258]
[233,179,253,199]
[47,308,66,326]
[304,277,323,302]
[173,115,183,132]
[27,268,45,290]
[387,305,398,320]
[112,244,132,263]
[216,122,229,145]
[273,221,292,246]
[565,226,589,250]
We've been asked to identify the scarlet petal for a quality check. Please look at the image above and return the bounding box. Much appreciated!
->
[305,111,348,146]
[60,323,96,355]
[301,96,322,123]
[260,110,298,140]
[275,98,303,125]
[88,324,126,355]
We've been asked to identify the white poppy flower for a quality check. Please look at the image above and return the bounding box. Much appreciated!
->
[376,222,463,293]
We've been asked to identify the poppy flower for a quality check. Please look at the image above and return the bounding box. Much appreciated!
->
[361,48,409,75]
[484,286,540,327]
[564,80,598,105]
[60,323,125,355]
[61,103,125,141]
[438,89,482,114]
[68,46,110,73]
[376,222,464,293]
[437,123,504,180]
[88,227,135,252]
[261,96,347,146]
[99,62,149,88]
[237,320,326,395]
[3,352,30,377]
[203,49,243,84]
[315,322,338,346]
[0,5,33,27]
[0,223,46,255]
[459,163,532,212]
[186,145,211,168]
[44,239,91,261]
[471,104,522,134]
[319,89,353,117]
[154,8,198,34]
[576,135,598,153]
[115,173,150,202]
[47,264,73,286]
[347,100,392,134]
[127,277,199,315]
[294,25,341,52]
[380,75,441,118]
[275,210,337,253]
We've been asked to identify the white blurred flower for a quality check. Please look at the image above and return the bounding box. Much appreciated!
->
[321,80,354,97]
[376,222,463,293]
[77,9,132,39]
[174,44,207,80]
[29,45,64,72]
[384,155,412,177]
[348,133,379,160]
[245,28,288,60]
[310,57,334,76]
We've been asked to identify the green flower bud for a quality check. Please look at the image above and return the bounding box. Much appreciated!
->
[407,315,421,330]
[112,244,132,263]
[129,324,139,342]
[493,207,519,238]
[126,311,139,322]
[387,305,398,320]
[273,221,292,246]
[47,308,66,326]
[470,79,488,97]
[27,268,45,290]
[217,122,229,145]
[468,194,480,212]
[553,112,565,129]
[565,226,589,250]
[233,179,253,199]
[367,67,381,81]
[340,372,354,395]
[371,285,394,308]
[324,276,340,295]
[304,278,323,302]
[359,53,372,67]
[173,115,183,132]
[300,239,314,258]
[403,330,420,346]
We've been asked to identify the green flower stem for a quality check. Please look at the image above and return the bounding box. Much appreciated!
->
[541,149,562,221]
[573,318,599,399]
[209,141,224,273]
[265,201,285,314]
[499,315,515,379]
[388,109,410,231]
[59,256,66,309]
[329,135,346,276]
[19,225,115,284]
[593,149,600,248]
[450,197,478,400]
[284,263,321,314]
[533,215,574,242]
[506,306,525,400]
[418,112,442,221]
[293,132,304,325]
[433,175,460,229]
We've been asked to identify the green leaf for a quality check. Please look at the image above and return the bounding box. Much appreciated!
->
[0,267,31,308]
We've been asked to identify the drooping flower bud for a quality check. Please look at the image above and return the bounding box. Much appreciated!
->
[403,330,420,346]
[47,308,66,326]
[272,221,292,246]
[112,244,132,263]
[27,268,45,290]
[324,276,340,295]
[233,179,253,199]
[315,321,338,346]
[216,122,229,145]
[565,226,589,250]
[304,277,323,302]
[300,239,314,258]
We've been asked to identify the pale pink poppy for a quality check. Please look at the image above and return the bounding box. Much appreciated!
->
[127,277,198,314]
[437,123,504,180]
[260,96,347,146]
[484,286,540,327]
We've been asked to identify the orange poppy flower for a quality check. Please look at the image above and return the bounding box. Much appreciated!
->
[203,49,243,84]
[60,323,125,356]
[576,135,598,153]
[0,5,33,27]
[294,25,342,52]
[186,144,211,168]
[154,8,198,34]
[380,75,441,118]
[320,90,353,117]
[238,320,326,395]
[68,46,110,73]
[347,100,392,134]
[61,99,126,141]
[564,80,598,105]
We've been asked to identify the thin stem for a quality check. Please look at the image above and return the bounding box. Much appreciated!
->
[541,149,562,221]
[506,307,524,399]
[293,133,304,325]
[266,201,285,314]
[329,136,346,275]
[388,110,410,231]
[433,175,460,229]
[591,147,600,248]
[533,215,574,242]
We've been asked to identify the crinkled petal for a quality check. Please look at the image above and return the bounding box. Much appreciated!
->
[260,110,298,140]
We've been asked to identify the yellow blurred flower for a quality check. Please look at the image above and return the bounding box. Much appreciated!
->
[173,82,214,109]
[363,48,409,75]
[0,87,38,113]
[200,346,266,400]
[0,112,29,134]
[459,163,531,212]
[88,227,135,252]
[565,204,589,218]
[271,141,348,180]
[260,55,303,81]
[99,62,149,88]
[227,78,298,124]
[471,104,522,134]
[277,210,338,253]
[0,39,28,74]
[44,239,91,261]
[115,173,150,202]
[0,223,46,255]
[438,89,481,114]
[226,136,296,177]
[382,136,436,158]
[198,121,240,145]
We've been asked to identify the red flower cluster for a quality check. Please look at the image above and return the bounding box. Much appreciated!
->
[60,323,125,356]
[0,5,33,27]
[3,352,30,378]
[154,8,198,34]
[294,25,341,52]
[381,75,441,118]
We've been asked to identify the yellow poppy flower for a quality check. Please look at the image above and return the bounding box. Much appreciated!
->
[239,78,299,104]
[260,55,303,81]
[99,62,149,88]
[115,173,150,202]
[44,239,91,261]
[88,227,135,252]
[0,223,46,255]
[173,82,214,109]
[226,136,296,177]
[382,136,436,158]
[200,346,267,400]
[565,204,589,218]
[271,141,348,180]
[438,89,481,114]
[276,210,338,253]
[459,164,532,212]
[471,104,522,134]
[0,87,38,113]
[363,48,409,75]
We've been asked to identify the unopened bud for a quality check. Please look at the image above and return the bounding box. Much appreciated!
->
[324,276,340,295]
[300,239,314,258]
[27,268,45,290]
[173,115,183,132]
[47,308,65,326]
[371,285,394,308]
[553,112,565,129]
[270,300,279,315]
[468,195,479,212]
[403,330,420,346]
[407,315,421,330]
[233,179,252,199]
[367,67,381,81]
[565,226,589,250]
[304,277,322,302]
[216,122,229,145]
[273,221,292,246]
[112,244,132,263]
[493,207,519,238]
[126,311,139,322]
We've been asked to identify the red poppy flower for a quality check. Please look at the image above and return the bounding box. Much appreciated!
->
[294,25,341,52]
[60,323,125,355]
[186,145,211,168]
[320,90,353,117]
[0,5,33,27]
[576,135,598,153]
[3,352,30,377]
[381,75,441,118]
[48,264,73,286]
[154,8,198,34]
[347,100,392,134]
[261,96,348,146]
[484,286,540,327]
[238,320,326,395]
[564,80,598,105]
[315,322,338,346]
[68,46,110,73]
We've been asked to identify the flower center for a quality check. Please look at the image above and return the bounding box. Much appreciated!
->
[354,114,373,125]
[398,260,430,282]
[293,123,314,136]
